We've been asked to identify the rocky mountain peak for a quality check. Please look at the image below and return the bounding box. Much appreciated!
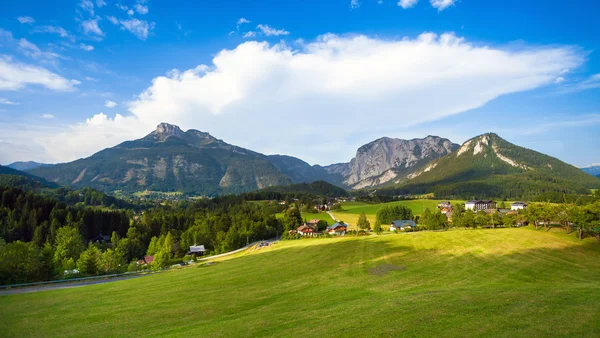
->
[156,123,184,137]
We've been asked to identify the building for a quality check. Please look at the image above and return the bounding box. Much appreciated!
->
[390,220,417,231]
[511,202,528,211]
[440,207,453,215]
[465,200,496,211]
[144,255,154,265]
[438,201,452,209]
[297,225,317,237]
[327,222,348,235]
[188,245,206,256]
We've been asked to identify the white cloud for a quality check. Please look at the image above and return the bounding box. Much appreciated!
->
[33,26,69,38]
[33,32,584,163]
[79,0,95,15]
[236,18,250,30]
[430,0,455,11]
[111,18,155,40]
[17,16,34,24]
[81,17,104,37]
[350,0,360,9]
[105,100,117,108]
[134,3,149,15]
[398,0,418,9]
[555,77,564,84]
[18,38,60,59]
[0,56,80,91]
[242,31,256,39]
[96,0,107,7]
[0,98,18,105]
[80,43,94,51]
[106,16,118,24]
[42,114,55,119]
[557,73,600,94]
[256,24,290,36]
[85,76,97,81]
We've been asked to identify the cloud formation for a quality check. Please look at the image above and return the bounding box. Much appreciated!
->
[430,0,455,11]
[0,98,18,105]
[42,114,55,119]
[0,56,80,91]
[256,24,289,36]
[109,18,155,40]
[80,43,95,51]
[17,16,34,24]
[34,32,583,163]
[81,17,104,37]
[33,25,69,38]
[398,0,418,9]
[105,100,117,107]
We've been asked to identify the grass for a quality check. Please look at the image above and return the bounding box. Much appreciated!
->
[330,199,464,229]
[2,227,599,337]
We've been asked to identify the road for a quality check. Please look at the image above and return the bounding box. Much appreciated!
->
[0,274,147,296]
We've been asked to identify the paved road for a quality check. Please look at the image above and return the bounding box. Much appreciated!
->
[327,212,338,222]
[0,274,147,296]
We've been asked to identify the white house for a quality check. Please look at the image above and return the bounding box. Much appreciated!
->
[390,220,417,231]
[465,200,496,211]
[511,202,528,211]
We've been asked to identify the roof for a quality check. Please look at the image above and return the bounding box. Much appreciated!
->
[391,220,417,228]
[297,225,315,232]
[144,255,154,264]
[308,219,321,224]
[438,201,451,205]
[467,200,495,204]
[327,222,347,230]
[511,202,527,206]
[189,245,206,252]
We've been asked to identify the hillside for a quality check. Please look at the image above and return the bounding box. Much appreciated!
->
[28,123,298,196]
[324,136,459,189]
[6,161,52,171]
[377,133,600,199]
[266,155,343,186]
[258,180,348,197]
[2,229,599,336]
[0,165,59,190]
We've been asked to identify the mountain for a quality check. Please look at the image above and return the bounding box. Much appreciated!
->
[28,123,339,196]
[377,133,600,199]
[267,155,343,186]
[581,165,600,177]
[324,136,459,190]
[258,180,348,197]
[6,161,52,171]
[0,165,60,190]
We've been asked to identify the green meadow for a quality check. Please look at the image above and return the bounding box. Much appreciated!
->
[1,227,599,337]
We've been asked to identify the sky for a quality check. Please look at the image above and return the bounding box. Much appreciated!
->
[0,0,599,168]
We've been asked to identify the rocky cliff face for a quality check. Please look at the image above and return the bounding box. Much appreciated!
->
[325,136,459,189]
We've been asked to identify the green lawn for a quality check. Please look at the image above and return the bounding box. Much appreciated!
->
[2,227,599,337]
[331,199,464,228]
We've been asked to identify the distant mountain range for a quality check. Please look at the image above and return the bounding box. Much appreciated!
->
[28,123,342,195]
[581,165,600,177]
[6,161,53,171]
[18,123,600,198]
[375,133,600,199]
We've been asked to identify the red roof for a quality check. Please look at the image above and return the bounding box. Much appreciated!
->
[144,255,154,264]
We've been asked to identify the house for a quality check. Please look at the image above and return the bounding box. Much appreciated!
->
[390,220,417,231]
[465,200,496,211]
[93,234,111,244]
[188,245,206,256]
[440,207,453,215]
[144,255,154,265]
[438,201,452,209]
[297,225,317,237]
[511,202,528,211]
[327,222,348,235]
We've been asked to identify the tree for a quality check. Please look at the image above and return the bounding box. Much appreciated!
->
[282,207,302,232]
[100,249,122,274]
[53,226,84,267]
[376,205,413,229]
[357,213,370,231]
[77,244,101,276]
[373,222,383,234]
[502,213,517,228]
[316,220,328,231]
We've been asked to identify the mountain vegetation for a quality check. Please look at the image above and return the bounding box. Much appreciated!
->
[375,133,600,200]
[6,161,52,171]
[0,165,59,190]
[258,180,348,197]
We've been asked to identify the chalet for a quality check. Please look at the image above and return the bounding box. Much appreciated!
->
[327,222,347,235]
[93,234,111,244]
[390,220,417,231]
[438,201,452,209]
[297,225,317,237]
[144,255,154,265]
[511,202,528,211]
[465,200,496,211]
[440,207,453,215]
[188,245,206,256]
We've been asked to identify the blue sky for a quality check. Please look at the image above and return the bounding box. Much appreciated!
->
[0,0,599,168]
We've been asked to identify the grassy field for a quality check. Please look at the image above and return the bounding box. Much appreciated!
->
[330,199,464,228]
[2,227,599,337]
